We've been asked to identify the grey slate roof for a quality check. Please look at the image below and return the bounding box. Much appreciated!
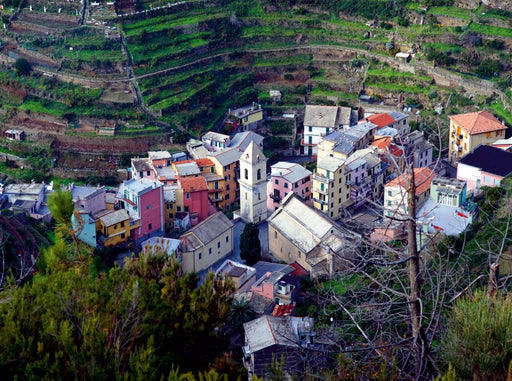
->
[148,151,171,160]
[459,145,512,177]
[131,158,152,172]
[99,209,130,227]
[271,162,312,184]
[175,162,200,176]
[317,156,345,172]
[180,212,233,251]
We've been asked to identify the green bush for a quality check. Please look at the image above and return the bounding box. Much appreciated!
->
[441,291,512,381]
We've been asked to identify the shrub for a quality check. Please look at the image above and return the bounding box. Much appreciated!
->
[441,291,512,381]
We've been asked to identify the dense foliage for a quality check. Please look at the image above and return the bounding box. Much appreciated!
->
[239,222,261,266]
[0,239,237,379]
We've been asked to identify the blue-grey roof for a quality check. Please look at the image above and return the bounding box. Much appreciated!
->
[459,145,512,177]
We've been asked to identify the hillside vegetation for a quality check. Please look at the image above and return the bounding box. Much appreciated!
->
[0,0,511,142]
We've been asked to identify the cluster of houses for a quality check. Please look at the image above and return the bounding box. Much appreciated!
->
[2,101,512,378]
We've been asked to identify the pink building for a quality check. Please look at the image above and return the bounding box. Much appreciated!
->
[116,178,165,243]
[179,177,209,224]
[457,145,512,191]
[70,185,106,215]
[267,162,312,210]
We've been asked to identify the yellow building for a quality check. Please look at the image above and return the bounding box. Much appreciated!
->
[449,110,507,163]
[96,209,137,247]
[312,156,347,220]
[180,212,234,273]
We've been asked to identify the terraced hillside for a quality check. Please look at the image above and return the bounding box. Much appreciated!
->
[0,0,511,151]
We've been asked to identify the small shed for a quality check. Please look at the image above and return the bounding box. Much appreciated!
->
[269,90,282,102]
[395,52,412,62]
[5,129,25,141]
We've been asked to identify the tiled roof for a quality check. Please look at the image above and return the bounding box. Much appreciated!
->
[365,113,395,128]
[272,304,295,317]
[388,144,404,157]
[176,158,214,167]
[386,167,434,196]
[271,162,312,184]
[372,137,392,150]
[449,110,506,135]
[175,162,200,176]
[304,105,340,128]
[99,209,130,227]
[459,145,512,177]
[180,212,233,250]
[179,176,208,192]
[131,158,152,172]
[148,151,171,160]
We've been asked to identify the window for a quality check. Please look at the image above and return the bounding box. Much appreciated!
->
[244,168,248,180]
[306,187,309,192]
[184,206,189,212]
[295,182,298,188]
[146,205,151,210]
[284,182,288,188]
[387,200,391,206]
[257,169,261,180]
[320,183,324,191]
[148,223,152,230]
[226,184,230,190]
[274,231,277,239]
[217,242,220,249]
[139,171,143,178]
[494,179,501,186]
[209,248,212,254]
[331,202,333,208]
[199,252,202,260]
[308,126,312,132]
[121,233,125,239]
[214,181,219,189]
[177,206,181,212]
[114,224,117,229]
[275,179,279,185]
[245,192,247,200]
[169,213,173,218]
[147,171,151,176]
[388,190,392,196]
[483,176,491,184]
[121,221,125,227]
[226,236,229,243]
[186,193,190,199]
[211,167,214,173]
[226,194,230,200]
[486,132,491,138]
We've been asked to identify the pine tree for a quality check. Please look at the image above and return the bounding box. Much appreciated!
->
[239,223,261,266]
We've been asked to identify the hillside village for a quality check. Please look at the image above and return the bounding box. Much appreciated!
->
[2,98,512,377]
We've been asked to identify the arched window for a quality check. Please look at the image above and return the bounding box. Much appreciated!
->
[244,168,248,180]
[257,169,261,180]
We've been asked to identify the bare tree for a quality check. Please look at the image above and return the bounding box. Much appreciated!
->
[314,125,481,379]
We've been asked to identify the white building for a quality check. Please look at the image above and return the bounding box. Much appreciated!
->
[239,141,268,224]
[302,105,357,156]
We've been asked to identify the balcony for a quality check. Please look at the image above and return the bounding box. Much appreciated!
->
[312,197,328,206]
[208,187,224,193]
[209,194,223,202]
[269,193,281,203]
[313,174,334,184]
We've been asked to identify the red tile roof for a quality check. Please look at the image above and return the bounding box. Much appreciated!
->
[365,113,395,128]
[179,177,208,192]
[386,167,434,196]
[272,304,295,317]
[388,144,404,157]
[176,158,214,167]
[195,158,214,167]
[449,110,506,135]
[372,137,392,150]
